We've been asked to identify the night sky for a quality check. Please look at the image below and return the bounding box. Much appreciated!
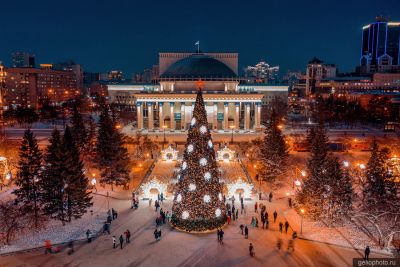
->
[1,0,399,76]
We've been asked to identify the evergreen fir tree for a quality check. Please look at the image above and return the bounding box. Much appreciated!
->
[296,122,330,219]
[62,126,92,221]
[171,89,226,232]
[362,139,398,213]
[70,106,87,153]
[259,110,288,182]
[39,128,68,224]
[322,156,353,222]
[96,105,129,188]
[85,115,97,159]
[13,129,43,227]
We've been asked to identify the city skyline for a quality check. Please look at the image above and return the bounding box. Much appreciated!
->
[1,0,399,75]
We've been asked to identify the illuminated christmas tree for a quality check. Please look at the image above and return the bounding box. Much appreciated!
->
[171,87,226,232]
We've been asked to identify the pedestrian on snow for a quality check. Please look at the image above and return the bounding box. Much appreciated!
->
[261,216,265,229]
[103,222,111,234]
[227,215,231,225]
[125,229,131,243]
[155,200,160,211]
[219,229,224,244]
[67,240,74,255]
[245,226,249,239]
[119,235,124,249]
[364,246,370,260]
[269,192,273,202]
[107,214,112,223]
[86,229,92,243]
[288,198,292,208]
[154,229,159,241]
[112,208,117,219]
[285,221,289,234]
[254,202,258,213]
[279,222,283,233]
[255,217,259,227]
[44,240,52,254]
[244,205,247,215]
[149,198,152,207]
[265,211,268,220]
[231,195,235,206]
[273,210,277,223]
[240,224,244,235]
[157,194,160,202]
[160,192,164,203]
[249,243,254,257]
[112,236,116,248]
[158,229,162,240]
[235,209,239,220]
[217,229,221,242]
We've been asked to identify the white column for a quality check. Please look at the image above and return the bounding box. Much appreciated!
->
[137,102,143,130]
[170,102,175,130]
[181,102,186,131]
[213,102,218,130]
[234,103,239,130]
[148,102,154,130]
[224,102,229,131]
[255,103,261,130]
[159,102,164,129]
[244,103,250,131]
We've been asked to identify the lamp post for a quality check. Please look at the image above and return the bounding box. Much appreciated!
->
[162,125,167,148]
[229,125,235,144]
[91,173,97,192]
[300,209,305,234]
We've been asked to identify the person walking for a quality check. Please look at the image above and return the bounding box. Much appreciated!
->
[125,229,131,243]
[44,240,52,254]
[158,229,162,240]
[240,224,244,235]
[279,222,283,233]
[227,215,231,225]
[86,229,92,243]
[249,243,254,257]
[244,205,247,215]
[154,229,159,241]
[273,210,277,223]
[285,221,289,234]
[220,229,224,245]
[254,202,258,213]
[112,236,117,249]
[149,198,152,207]
[364,246,370,260]
[245,226,249,239]
[235,209,239,220]
[217,229,221,242]
[288,198,292,208]
[269,192,273,202]
[119,235,124,249]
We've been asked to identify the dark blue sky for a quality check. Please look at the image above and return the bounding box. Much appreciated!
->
[1,0,399,76]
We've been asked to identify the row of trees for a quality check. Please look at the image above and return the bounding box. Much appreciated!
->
[12,127,93,228]
[296,121,400,249]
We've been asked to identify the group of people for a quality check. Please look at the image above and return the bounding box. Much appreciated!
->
[102,208,119,235]
[112,229,131,250]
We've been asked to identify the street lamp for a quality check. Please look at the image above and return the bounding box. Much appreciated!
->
[300,209,305,234]
[229,125,235,144]
[162,125,167,148]
[91,173,97,192]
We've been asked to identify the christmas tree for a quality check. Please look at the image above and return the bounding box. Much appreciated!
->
[70,105,87,153]
[13,129,43,227]
[171,89,226,232]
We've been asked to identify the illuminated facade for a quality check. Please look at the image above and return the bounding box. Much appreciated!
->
[108,52,288,132]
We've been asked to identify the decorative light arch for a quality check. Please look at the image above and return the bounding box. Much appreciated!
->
[226,178,254,199]
[217,146,236,161]
[140,177,168,200]
[161,145,179,161]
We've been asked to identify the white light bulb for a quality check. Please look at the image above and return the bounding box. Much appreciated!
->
[188,183,196,191]
[187,144,194,153]
[215,208,221,217]
[191,118,196,126]
[204,172,211,181]
[218,193,222,201]
[176,194,182,202]
[200,126,207,134]
[182,211,189,219]
[182,162,187,170]
[208,140,213,148]
[199,158,207,166]
[203,195,211,203]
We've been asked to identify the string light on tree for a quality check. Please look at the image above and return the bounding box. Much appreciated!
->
[200,126,207,134]
[187,144,194,153]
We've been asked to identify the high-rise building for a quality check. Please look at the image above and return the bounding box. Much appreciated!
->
[12,52,36,68]
[360,17,400,73]
[305,57,336,95]
[244,61,280,84]
[107,70,124,81]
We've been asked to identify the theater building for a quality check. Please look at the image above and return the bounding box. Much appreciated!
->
[108,52,288,132]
